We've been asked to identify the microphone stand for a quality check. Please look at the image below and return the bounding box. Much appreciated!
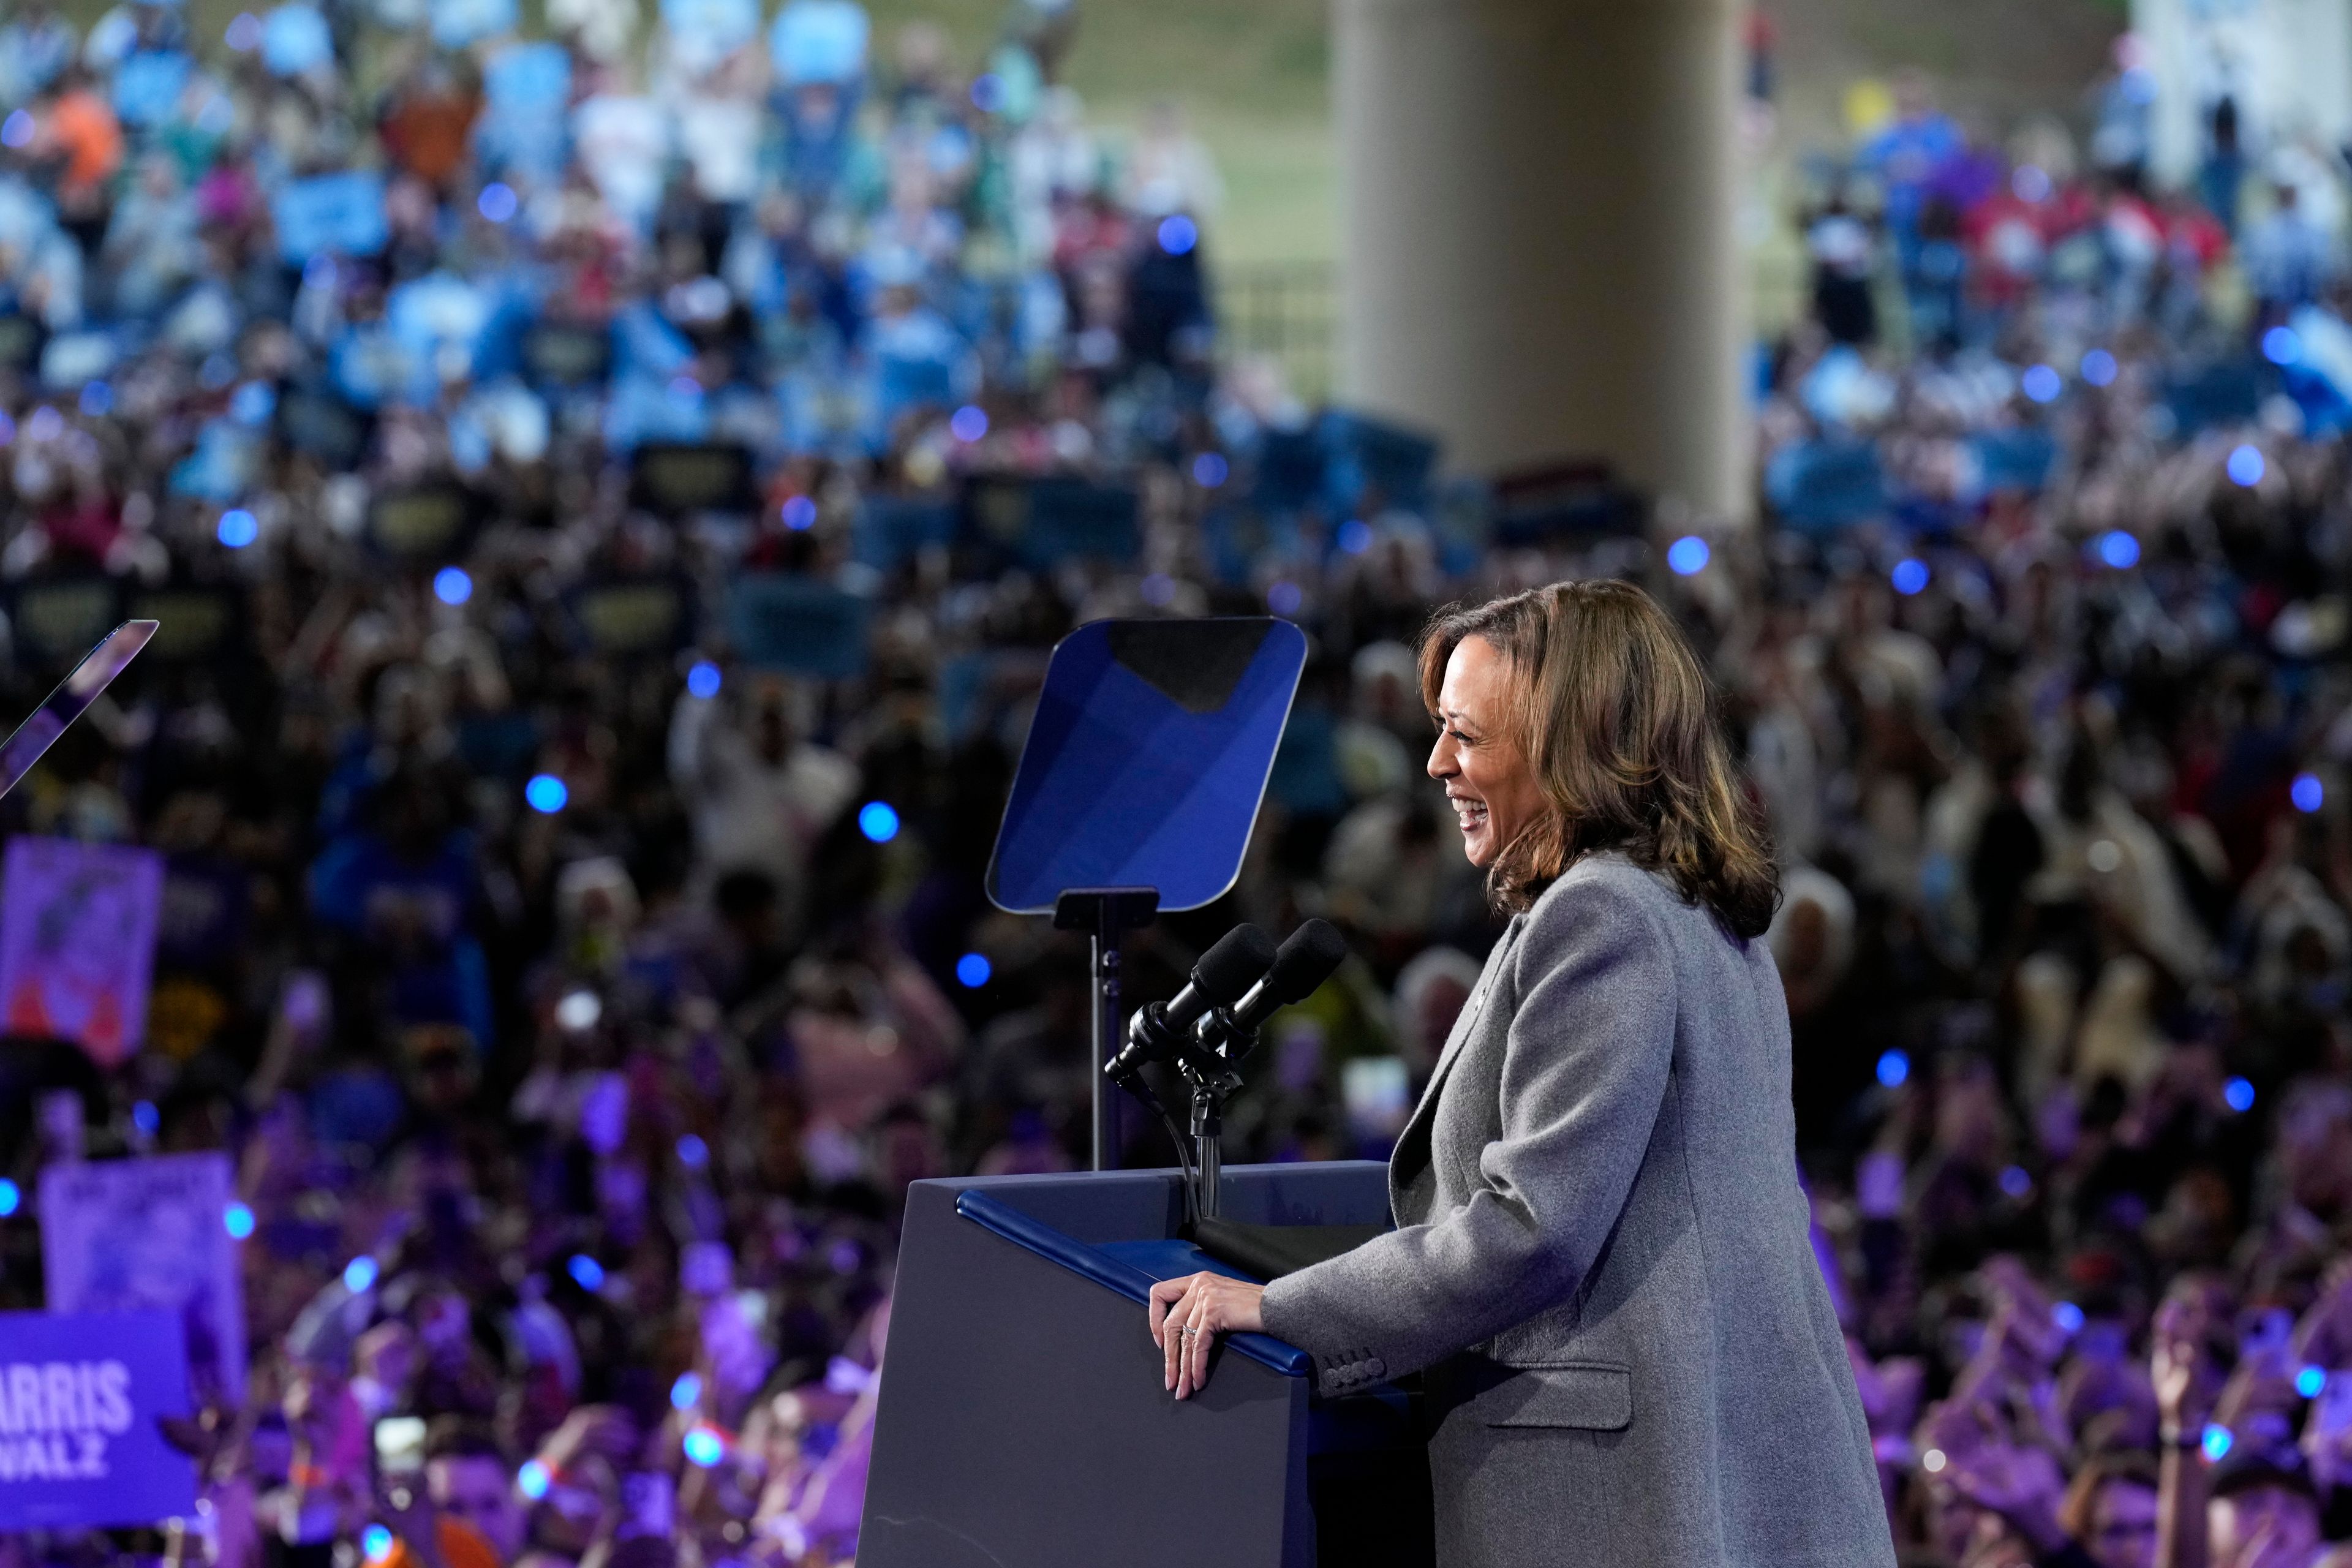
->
[1170,1006,1254,1222]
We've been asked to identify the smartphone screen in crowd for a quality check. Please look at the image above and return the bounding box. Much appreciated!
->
[373,1415,427,1477]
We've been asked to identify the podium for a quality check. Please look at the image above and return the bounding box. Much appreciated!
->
[861,1161,1433,1568]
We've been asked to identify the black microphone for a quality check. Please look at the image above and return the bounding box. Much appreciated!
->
[1200,918,1349,1046]
[1105,922,1277,1083]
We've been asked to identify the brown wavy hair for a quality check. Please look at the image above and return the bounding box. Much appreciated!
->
[1417,579,1780,938]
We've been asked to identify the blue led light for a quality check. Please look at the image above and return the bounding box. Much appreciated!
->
[516,1460,551,1499]
[363,1526,395,1563]
[567,1253,605,1291]
[2081,348,2119,386]
[858,801,900,843]
[671,1371,703,1411]
[2264,326,2302,365]
[676,1134,708,1169]
[687,661,722,699]
[2224,1076,2256,1113]
[2228,445,2266,486]
[1267,581,1303,616]
[956,952,992,989]
[1667,536,1710,576]
[217,509,259,548]
[2203,1424,2234,1461]
[782,495,816,530]
[79,382,113,417]
[477,183,518,224]
[1876,1049,1909,1089]
[2293,772,2324,813]
[225,12,262,49]
[224,1202,255,1240]
[1999,1164,2031,1197]
[949,405,989,442]
[1140,573,1175,606]
[1191,453,1229,487]
[1,112,32,150]
[132,1100,159,1134]
[1891,559,1930,596]
[0,1179,18,1218]
[232,381,276,425]
[683,1427,723,1467]
[2053,1301,2086,1333]
[434,567,473,606]
[1337,519,1373,554]
[526,775,568,814]
[969,72,1003,112]
[1157,215,1198,255]
[2298,1365,2329,1399]
[344,1256,380,1294]
[2021,364,2063,404]
[2097,530,2141,569]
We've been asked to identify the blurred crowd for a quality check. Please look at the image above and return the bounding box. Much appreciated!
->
[0,2,2348,1567]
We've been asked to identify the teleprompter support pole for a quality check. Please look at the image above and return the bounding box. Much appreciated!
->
[1054,888,1159,1170]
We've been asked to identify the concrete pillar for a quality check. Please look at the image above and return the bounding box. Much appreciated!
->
[1335,0,1747,519]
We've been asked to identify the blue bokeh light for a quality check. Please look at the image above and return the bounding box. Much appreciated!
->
[434,567,473,605]
[132,1100,159,1134]
[687,661,722,700]
[1,112,33,149]
[526,775,568,814]
[2097,530,2141,570]
[567,1253,605,1291]
[2053,1301,2086,1333]
[676,1134,708,1169]
[344,1256,380,1294]
[949,404,989,442]
[858,801,900,843]
[224,1202,255,1240]
[363,1526,395,1563]
[2293,772,2324,813]
[2021,364,2063,404]
[2299,1365,2329,1399]
[1667,536,1711,576]
[969,72,1003,112]
[671,1371,703,1411]
[1337,518,1373,554]
[217,509,259,548]
[1191,452,1229,487]
[782,495,817,530]
[1158,215,1198,255]
[1267,581,1303,616]
[477,183,518,224]
[1999,1164,2031,1197]
[1877,1049,1910,1088]
[2264,326,2302,365]
[225,12,262,50]
[2081,348,2119,386]
[79,382,113,417]
[683,1427,724,1467]
[2225,1076,2256,1113]
[2203,1424,2234,1461]
[1891,558,1930,596]
[0,1179,18,1218]
[2228,445,2266,486]
[517,1460,551,1499]
[956,952,992,989]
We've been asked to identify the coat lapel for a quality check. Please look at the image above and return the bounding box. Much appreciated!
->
[1391,913,1524,1186]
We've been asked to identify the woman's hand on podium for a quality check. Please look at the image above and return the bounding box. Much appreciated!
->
[1148,1272,1266,1400]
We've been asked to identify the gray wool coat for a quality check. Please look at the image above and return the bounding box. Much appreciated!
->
[1259,853,1897,1568]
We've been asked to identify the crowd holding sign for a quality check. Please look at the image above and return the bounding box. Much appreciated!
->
[0,838,165,1068]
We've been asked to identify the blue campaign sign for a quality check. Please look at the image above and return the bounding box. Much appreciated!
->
[727,575,870,678]
[989,619,1308,914]
[0,1311,195,1529]
[771,0,869,83]
[273,172,389,265]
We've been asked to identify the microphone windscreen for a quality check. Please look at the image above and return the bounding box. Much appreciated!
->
[1194,923,1279,1007]
[1261,919,1348,1007]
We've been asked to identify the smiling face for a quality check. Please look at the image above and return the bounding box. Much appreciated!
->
[1428,635,1548,870]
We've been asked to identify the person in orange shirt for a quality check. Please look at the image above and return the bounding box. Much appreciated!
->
[41,66,124,246]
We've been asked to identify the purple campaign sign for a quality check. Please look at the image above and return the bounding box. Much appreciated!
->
[0,1310,195,1530]
[0,835,167,1066]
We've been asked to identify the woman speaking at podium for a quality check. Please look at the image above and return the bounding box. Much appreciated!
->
[1148,580,1896,1568]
